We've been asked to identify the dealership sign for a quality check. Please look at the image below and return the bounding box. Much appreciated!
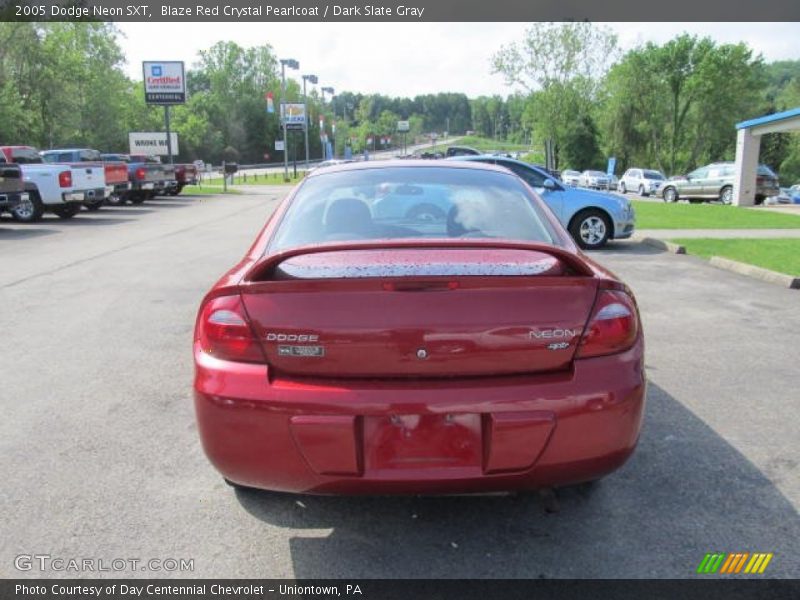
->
[142,61,186,105]
[129,132,179,156]
[281,103,307,130]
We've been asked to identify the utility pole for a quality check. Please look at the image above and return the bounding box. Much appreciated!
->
[279,58,299,182]
[301,74,318,169]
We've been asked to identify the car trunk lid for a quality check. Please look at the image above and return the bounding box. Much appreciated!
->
[240,244,598,379]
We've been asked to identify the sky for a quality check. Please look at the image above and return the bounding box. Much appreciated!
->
[116,22,800,98]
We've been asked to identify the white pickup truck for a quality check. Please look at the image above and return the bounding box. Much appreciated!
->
[0,146,112,222]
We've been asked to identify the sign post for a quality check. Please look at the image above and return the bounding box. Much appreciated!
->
[142,61,186,165]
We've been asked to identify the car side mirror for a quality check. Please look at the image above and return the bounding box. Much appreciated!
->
[543,179,557,190]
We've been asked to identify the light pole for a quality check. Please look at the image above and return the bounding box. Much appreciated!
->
[301,74,318,169]
[280,58,299,182]
[321,86,335,157]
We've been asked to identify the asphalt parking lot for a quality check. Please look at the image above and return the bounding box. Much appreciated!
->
[1,191,798,579]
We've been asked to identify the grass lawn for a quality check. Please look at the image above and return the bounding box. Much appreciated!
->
[199,173,307,186]
[181,185,241,195]
[670,238,800,277]
[634,200,800,229]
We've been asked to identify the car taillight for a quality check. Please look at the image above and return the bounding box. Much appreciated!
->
[576,289,639,358]
[196,295,265,363]
[135,167,146,180]
[58,171,72,188]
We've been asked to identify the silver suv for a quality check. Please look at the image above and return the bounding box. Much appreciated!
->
[660,162,779,205]
[619,168,665,197]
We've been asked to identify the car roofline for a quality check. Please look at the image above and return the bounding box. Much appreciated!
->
[304,158,516,178]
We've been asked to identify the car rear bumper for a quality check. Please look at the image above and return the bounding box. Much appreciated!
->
[194,339,645,494]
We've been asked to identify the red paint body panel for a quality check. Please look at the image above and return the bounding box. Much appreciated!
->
[193,162,645,494]
[194,337,644,494]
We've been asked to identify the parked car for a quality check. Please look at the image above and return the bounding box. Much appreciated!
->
[128,154,177,197]
[449,155,635,249]
[619,168,666,197]
[561,170,581,187]
[0,152,28,216]
[101,154,176,204]
[660,162,780,205]
[40,148,129,210]
[0,145,106,222]
[444,145,481,157]
[766,186,800,205]
[193,160,645,495]
[172,163,199,195]
[579,170,611,190]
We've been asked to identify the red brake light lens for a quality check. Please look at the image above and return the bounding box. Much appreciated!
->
[58,170,72,188]
[135,167,146,180]
[197,295,265,363]
[576,289,639,358]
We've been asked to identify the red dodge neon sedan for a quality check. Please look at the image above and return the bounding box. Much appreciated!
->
[193,161,645,495]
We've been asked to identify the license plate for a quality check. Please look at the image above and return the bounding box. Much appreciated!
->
[142,183,154,190]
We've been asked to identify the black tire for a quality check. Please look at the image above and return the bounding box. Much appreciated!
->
[52,203,81,219]
[638,184,647,197]
[406,202,446,222]
[754,194,764,206]
[719,186,733,205]
[619,182,627,194]
[662,186,678,203]
[84,199,104,211]
[106,193,126,206]
[130,192,146,205]
[569,209,612,250]
[11,190,45,223]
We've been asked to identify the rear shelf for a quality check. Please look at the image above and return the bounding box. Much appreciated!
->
[240,246,599,379]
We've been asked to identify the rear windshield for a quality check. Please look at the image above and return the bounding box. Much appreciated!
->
[269,167,559,253]
[11,148,42,164]
[643,170,664,180]
[757,165,777,177]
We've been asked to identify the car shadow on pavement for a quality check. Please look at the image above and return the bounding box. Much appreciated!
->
[54,217,138,226]
[0,227,59,240]
[235,382,799,578]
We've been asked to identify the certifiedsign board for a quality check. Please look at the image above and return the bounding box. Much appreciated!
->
[129,132,179,156]
[281,103,307,130]
[142,61,186,105]
[275,140,285,151]
[397,120,410,132]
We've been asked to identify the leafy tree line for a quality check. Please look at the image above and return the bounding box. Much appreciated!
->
[1,22,798,181]
[492,23,800,183]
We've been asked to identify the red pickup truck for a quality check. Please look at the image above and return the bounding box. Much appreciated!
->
[171,163,199,195]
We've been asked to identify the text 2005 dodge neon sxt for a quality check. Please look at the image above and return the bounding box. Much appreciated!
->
[193,161,645,495]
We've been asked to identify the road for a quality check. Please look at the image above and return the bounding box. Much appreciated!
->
[1,190,798,579]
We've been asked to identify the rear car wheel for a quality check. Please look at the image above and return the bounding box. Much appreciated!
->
[130,192,146,205]
[569,209,611,250]
[11,191,44,223]
[662,187,678,203]
[52,204,81,219]
[619,182,627,194]
[719,186,733,205]
[106,193,125,206]
[84,199,104,211]
[638,184,646,196]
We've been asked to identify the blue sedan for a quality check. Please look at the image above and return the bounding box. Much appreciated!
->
[448,155,636,249]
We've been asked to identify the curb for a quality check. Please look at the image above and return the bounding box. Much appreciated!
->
[638,237,686,254]
[708,256,800,290]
